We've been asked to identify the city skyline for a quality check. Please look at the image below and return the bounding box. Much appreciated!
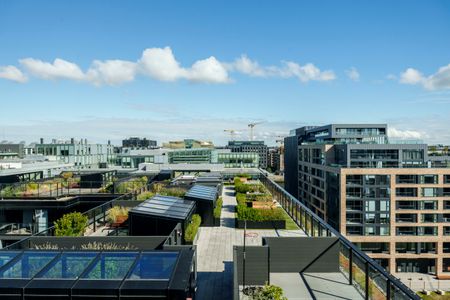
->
[1,1,450,145]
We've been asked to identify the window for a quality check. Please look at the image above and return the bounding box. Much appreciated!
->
[421,175,438,184]
[365,226,375,235]
[396,188,417,197]
[380,200,390,211]
[422,188,439,197]
[396,175,418,184]
[365,200,376,212]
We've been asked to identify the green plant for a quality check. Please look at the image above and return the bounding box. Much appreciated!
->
[137,191,155,201]
[107,206,130,223]
[243,283,287,300]
[185,214,201,242]
[54,212,88,236]
[214,197,223,219]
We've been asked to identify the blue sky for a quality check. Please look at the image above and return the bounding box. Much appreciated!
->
[0,1,450,145]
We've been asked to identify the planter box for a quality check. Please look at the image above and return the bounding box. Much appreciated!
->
[235,219,286,229]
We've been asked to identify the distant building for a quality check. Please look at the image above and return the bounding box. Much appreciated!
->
[116,148,258,169]
[35,138,115,169]
[227,141,268,169]
[268,147,283,174]
[122,137,157,148]
[0,143,24,159]
[163,139,214,149]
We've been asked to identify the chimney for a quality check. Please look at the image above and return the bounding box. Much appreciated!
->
[70,138,74,144]
[40,138,44,144]
[84,138,87,145]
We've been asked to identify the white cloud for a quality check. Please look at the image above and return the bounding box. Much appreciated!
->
[230,55,267,77]
[400,68,424,85]
[0,65,27,83]
[86,60,137,86]
[388,127,423,139]
[139,47,187,81]
[345,67,360,81]
[187,56,230,83]
[281,62,336,82]
[19,58,85,80]
[6,47,335,85]
[399,64,450,90]
[139,47,230,83]
[228,55,336,82]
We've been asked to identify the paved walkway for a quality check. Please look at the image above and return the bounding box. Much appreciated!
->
[195,185,305,300]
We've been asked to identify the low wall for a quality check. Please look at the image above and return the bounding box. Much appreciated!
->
[26,236,167,250]
[235,219,286,229]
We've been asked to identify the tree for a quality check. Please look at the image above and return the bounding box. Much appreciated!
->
[54,212,88,236]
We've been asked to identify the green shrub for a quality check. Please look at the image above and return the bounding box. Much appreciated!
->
[185,214,201,242]
[159,187,186,198]
[244,283,287,300]
[54,212,88,236]
[137,191,155,201]
[214,197,223,219]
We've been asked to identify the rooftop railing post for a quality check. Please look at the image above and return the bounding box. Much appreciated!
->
[387,278,391,300]
[365,261,369,300]
[349,248,353,285]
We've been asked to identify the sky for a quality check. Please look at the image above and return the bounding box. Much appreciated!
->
[0,1,450,146]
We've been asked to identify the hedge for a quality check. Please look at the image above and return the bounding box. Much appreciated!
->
[185,214,201,243]
[214,197,223,219]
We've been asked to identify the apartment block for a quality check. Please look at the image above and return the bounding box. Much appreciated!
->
[284,124,450,276]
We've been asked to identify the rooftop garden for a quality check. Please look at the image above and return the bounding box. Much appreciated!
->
[234,178,298,230]
[136,182,187,201]
[0,172,81,198]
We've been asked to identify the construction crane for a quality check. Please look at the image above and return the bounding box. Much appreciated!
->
[224,129,238,141]
[248,121,264,141]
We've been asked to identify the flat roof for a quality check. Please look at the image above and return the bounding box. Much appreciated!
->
[185,184,218,202]
[130,195,195,221]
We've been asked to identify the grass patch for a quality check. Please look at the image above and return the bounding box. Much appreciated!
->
[417,292,450,300]
[279,209,299,230]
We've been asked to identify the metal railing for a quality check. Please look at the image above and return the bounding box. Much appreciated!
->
[2,184,150,250]
[0,177,152,199]
[259,174,420,300]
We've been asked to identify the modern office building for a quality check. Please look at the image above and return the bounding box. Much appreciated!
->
[116,148,259,169]
[122,137,157,148]
[284,124,450,276]
[35,138,115,168]
[227,140,268,169]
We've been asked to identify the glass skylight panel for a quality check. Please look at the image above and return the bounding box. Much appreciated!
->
[82,252,137,280]
[128,252,178,280]
[37,252,97,279]
[0,252,58,279]
[0,252,20,268]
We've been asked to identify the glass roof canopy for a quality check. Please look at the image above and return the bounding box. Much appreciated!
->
[185,184,218,203]
[0,250,187,299]
[0,251,177,280]
[130,195,195,221]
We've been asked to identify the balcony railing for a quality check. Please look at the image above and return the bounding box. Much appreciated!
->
[259,173,420,300]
